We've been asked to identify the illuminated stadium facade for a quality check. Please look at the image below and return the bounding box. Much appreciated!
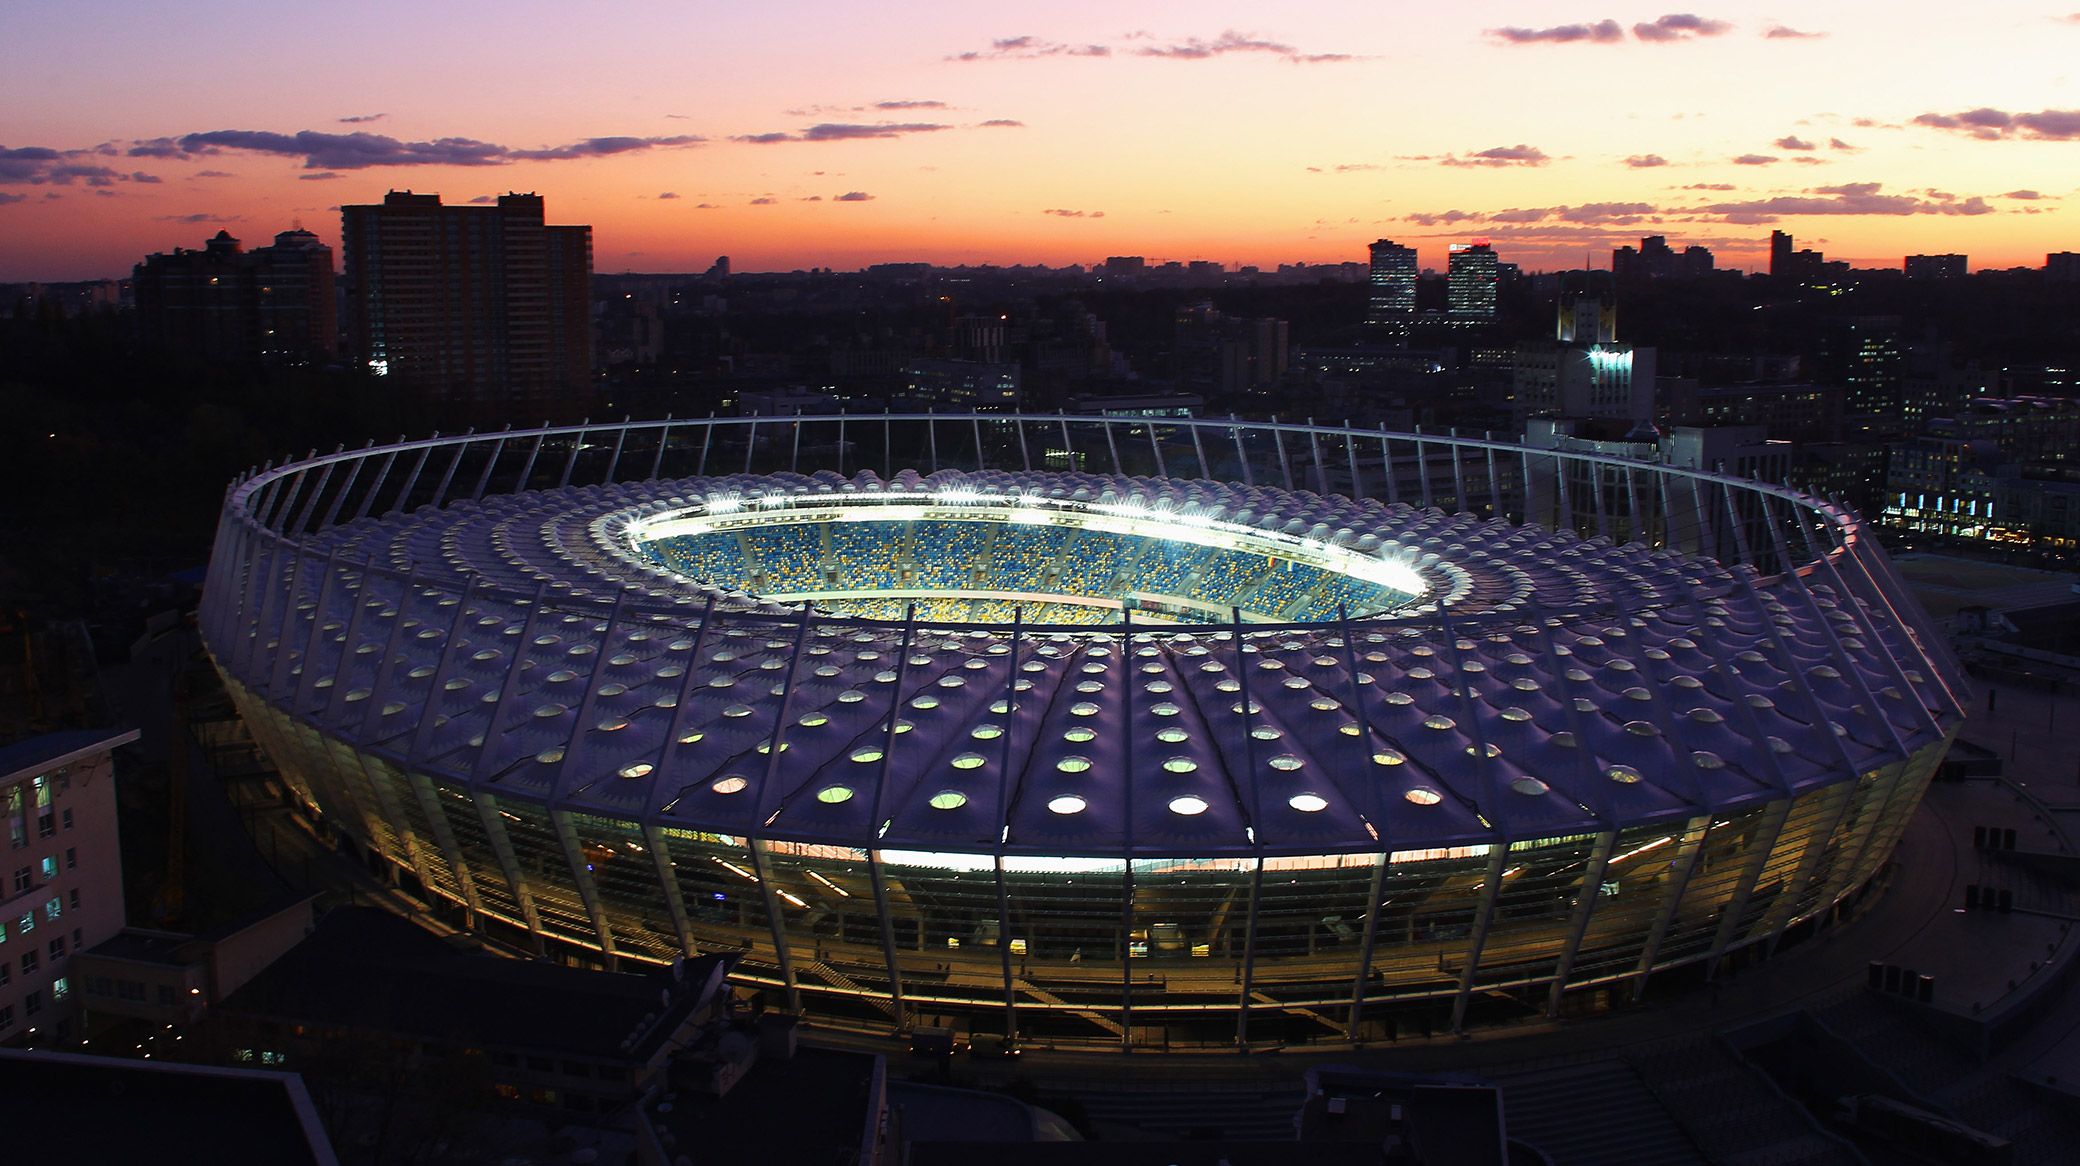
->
[201,414,1965,1049]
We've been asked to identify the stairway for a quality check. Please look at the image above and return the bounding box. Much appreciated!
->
[1631,1041,1864,1166]
[1495,1060,1705,1166]
[1013,976,1127,1038]
[797,958,898,1017]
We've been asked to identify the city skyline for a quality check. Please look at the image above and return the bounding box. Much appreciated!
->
[5,1,2079,280]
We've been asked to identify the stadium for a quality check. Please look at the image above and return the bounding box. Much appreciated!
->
[200,414,1965,1050]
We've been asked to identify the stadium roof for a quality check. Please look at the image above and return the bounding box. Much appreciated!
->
[237,467,1956,858]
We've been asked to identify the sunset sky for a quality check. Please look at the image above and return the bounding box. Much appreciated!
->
[5,2,2078,280]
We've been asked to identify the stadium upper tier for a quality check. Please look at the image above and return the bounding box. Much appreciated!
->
[205,441,1964,861]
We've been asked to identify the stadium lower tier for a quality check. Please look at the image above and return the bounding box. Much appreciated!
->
[636,518,1412,623]
[226,674,1947,1047]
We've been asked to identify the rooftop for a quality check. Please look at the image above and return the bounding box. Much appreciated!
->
[0,726,139,784]
[220,907,732,1061]
[0,1048,335,1165]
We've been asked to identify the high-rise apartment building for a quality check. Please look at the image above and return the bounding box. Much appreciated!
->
[341,192,593,421]
[1365,239,1418,344]
[1768,230,1829,282]
[1904,254,1967,280]
[134,229,337,363]
[1770,230,1793,278]
[1612,235,1713,281]
[1446,243,1498,322]
[0,729,137,1047]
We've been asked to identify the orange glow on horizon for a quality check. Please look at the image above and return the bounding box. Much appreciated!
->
[3,3,2075,280]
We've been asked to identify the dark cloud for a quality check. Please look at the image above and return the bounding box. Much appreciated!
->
[1912,107,2080,141]
[0,192,25,205]
[1563,202,1657,221]
[193,169,235,178]
[156,212,241,223]
[175,128,703,169]
[1732,153,1778,165]
[1131,30,1355,63]
[1403,209,1485,226]
[875,100,949,110]
[1043,208,1105,217]
[1406,202,1657,227]
[0,148,166,188]
[1633,14,1733,41]
[1,148,66,181]
[1764,24,1824,38]
[56,165,129,186]
[1489,16,1730,44]
[977,119,1025,128]
[1440,144,1550,167]
[2006,189,2047,200]
[1692,184,1996,224]
[511,135,708,160]
[798,195,823,201]
[1487,20,1625,44]
[658,191,680,199]
[1625,154,1669,168]
[338,113,386,124]
[732,122,948,144]
[749,196,777,205]
[833,191,875,201]
[694,203,719,209]
[466,195,496,204]
[126,138,188,159]
[296,171,341,181]
[1775,135,1816,150]
[1681,182,1737,190]
[950,35,1112,61]
[1829,137,1858,151]
[952,30,1351,63]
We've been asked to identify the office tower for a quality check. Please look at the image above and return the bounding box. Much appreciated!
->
[1556,283,1617,344]
[901,358,1022,410]
[133,228,337,363]
[1904,254,1967,280]
[1513,276,1655,423]
[341,191,594,421]
[1365,239,1418,344]
[1446,242,1497,322]
[1817,316,1905,431]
